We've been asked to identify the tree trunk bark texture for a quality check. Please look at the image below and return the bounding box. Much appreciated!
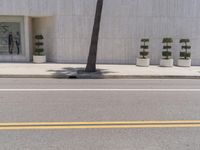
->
[85,0,103,72]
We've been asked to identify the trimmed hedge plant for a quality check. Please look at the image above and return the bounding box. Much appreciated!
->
[140,38,149,59]
[162,37,173,59]
[35,35,44,56]
[180,39,191,59]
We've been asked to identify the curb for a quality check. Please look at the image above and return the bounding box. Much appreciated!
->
[76,74,200,79]
[0,74,199,79]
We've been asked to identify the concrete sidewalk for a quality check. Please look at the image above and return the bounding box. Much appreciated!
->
[0,63,200,79]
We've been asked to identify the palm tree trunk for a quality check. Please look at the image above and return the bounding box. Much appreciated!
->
[85,0,104,72]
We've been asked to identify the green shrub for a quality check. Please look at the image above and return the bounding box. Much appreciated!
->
[140,51,149,57]
[35,34,44,56]
[179,39,191,59]
[162,37,173,59]
[180,52,191,58]
[35,35,44,39]
[140,38,149,59]
[162,38,173,43]
[162,51,172,58]
[35,42,44,46]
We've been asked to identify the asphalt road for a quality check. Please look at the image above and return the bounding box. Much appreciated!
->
[0,78,200,150]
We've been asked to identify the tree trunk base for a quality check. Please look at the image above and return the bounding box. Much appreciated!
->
[85,65,97,72]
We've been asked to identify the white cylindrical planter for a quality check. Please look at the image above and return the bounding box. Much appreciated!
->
[177,59,191,67]
[160,59,173,67]
[33,55,46,63]
[136,58,150,67]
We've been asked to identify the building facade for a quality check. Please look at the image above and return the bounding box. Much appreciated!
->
[0,0,200,65]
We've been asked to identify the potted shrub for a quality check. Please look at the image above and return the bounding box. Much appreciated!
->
[136,38,150,67]
[177,39,191,67]
[33,34,46,63]
[160,37,173,67]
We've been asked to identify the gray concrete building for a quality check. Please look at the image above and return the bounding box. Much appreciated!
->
[0,0,200,65]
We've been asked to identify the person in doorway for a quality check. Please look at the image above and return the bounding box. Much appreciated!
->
[15,32,20,54]
[8,32,14,54]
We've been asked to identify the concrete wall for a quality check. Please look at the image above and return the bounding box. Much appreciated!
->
[55,0,96,63]
[0,0,200,65]
[98,0,200,65]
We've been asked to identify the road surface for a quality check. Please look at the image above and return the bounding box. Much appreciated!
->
[0,78,200,150]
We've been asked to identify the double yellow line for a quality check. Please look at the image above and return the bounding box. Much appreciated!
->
[1,120,200,130]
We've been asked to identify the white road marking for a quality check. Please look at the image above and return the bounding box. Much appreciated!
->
[0,89,199,92]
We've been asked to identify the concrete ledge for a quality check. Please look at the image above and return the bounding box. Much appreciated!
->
[0,74,200,79]
[76,74,200,79]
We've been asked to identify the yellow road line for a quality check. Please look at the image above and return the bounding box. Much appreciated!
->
[1,120,200,130]
[1,124,200,130]
[1,120,200,126]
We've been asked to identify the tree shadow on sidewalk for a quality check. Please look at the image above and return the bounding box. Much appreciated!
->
[48,67,115,79]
